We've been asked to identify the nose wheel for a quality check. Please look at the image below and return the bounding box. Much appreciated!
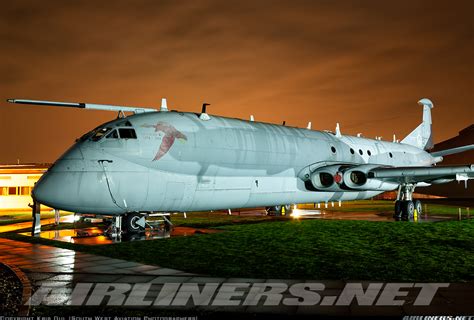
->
[124,212,146,233]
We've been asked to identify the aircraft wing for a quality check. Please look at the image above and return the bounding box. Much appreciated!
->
[430,144,474,157]
[367,165,474,185]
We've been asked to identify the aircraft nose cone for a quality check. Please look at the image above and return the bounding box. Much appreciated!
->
[32,171,58,207]
[32,170,79,210]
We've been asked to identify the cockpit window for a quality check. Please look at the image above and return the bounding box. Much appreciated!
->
[119,128,137,139]
[106,129,118,139]
[91,127,113,141]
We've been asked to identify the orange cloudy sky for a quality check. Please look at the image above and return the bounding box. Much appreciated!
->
[0,0,472,163]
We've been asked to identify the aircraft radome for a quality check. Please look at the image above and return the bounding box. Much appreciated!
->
[6,98,474,233]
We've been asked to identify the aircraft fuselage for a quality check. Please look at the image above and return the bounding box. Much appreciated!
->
[33,111,435,214]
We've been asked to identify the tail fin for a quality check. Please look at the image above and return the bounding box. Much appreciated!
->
[401,98,434,150]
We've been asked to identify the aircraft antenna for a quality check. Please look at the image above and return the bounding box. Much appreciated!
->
[200,103,211,121]
[160,98,168,112]
[335,123,342,138]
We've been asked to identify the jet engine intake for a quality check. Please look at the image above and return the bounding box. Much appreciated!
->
[309,164,350,192]
[343,165,399,191]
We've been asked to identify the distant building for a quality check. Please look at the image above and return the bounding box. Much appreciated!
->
[0,164,50,212]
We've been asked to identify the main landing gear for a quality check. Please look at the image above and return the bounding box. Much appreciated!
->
[393,184,422,221]
[266,204,293,216]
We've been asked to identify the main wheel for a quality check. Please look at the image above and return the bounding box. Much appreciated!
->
[414,200,422,217]
[401,201,415,221]
[124,213,146,233]
[394,200,403,219]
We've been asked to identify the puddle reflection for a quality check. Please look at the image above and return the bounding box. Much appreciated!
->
[20,226,219,245]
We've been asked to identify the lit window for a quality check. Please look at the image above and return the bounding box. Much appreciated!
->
[0,187,8,196]
[119,128,137,139]
[20,186,30,195]
[8,187,17,195]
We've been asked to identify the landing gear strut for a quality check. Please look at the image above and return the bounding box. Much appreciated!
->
[394,184,422,221]
[265,205,293,216]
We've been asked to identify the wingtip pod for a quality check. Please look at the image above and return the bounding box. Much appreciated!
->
[418,98,434,109]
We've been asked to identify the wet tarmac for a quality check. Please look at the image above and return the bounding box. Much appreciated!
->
[19,225,220,245]
[290,209,456,222]
[2,205,462,246]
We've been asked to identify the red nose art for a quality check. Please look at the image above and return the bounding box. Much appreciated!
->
[142,122,188,161]
[155,135,175,161]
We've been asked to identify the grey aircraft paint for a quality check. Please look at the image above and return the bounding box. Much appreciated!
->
[7,98,474,215]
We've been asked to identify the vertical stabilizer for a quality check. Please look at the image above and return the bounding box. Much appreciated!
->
[401,98,434,150]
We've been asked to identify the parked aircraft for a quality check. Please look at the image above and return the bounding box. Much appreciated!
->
[6,98,474,232]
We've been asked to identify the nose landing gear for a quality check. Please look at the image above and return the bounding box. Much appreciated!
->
[124,212,146,233]
[393,184,422,221]
[105,212,173,238]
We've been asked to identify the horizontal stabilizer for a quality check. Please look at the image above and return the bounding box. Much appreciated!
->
[7,99,157,114]
[430,144,474,157]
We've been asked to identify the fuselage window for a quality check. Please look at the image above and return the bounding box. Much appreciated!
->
[106,130,118,139]
[350,148,355,154]
[367,150,372,156]
[389,152,393,158]
[331,146,336,153]
[8,187,16,195]
[119,128,137,139]
[359,149,363,155]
